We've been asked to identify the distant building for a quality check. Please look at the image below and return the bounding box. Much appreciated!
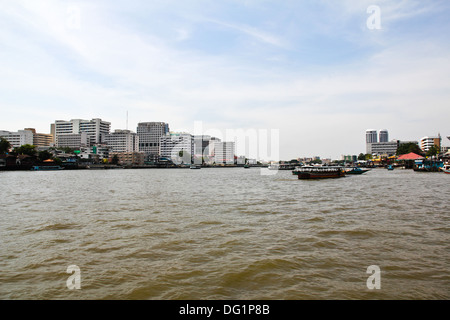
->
[370,140,400,156]
[109,152,145,166]
[193,135,221,164]
[379,129,389,143]
[0,130,32,148]
[56,132,88,149]
[137,122,169,161]
[160,132,194,164]
[24,128,53,147]
[341,155,357,162]
[104,129,139,153]
[54,118,111,148]
[78,145,111,161]
[366,129,378,154]
[0,128,53,148]
[420,135,441,152]
[214,142,235,165]
[0,129,34,148]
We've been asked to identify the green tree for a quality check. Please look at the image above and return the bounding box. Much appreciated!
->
[397,142,423,156]
[38,150,53,162]
[358,153,366,161]
[14,144,37,156]
[53,157,63,166]
[111,154,119,165]
[426,145,440,157]
[309,158,322,165]
[0,137,11,154]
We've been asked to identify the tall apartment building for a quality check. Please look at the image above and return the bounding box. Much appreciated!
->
[137,122,169,161]
[379,129,389,143]
[214,141,235,165]
[104,130,139,153]
[54,118,111,148]
[366,129,378,154]
[160,132,194,164]
[420,135,441,152]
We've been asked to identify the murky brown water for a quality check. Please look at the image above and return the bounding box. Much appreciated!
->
[0,168,448,299]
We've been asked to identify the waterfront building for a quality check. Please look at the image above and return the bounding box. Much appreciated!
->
[24,128,53,147]
[370,140,400,156]
[137,122,169,162]
[214,141,236,165]
[109,152,145,166]
[366,129,378,154]
[55,132,88,149]
[54,118,111,147]
[193,135,221,164]
[78,145,111,161]
[160,132,194,164]
[104,130,139,153]
[0,128,53,148]
[420,135,441,152]
[0,129,34,148]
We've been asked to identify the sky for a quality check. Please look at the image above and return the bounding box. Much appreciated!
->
[1,0,449,160]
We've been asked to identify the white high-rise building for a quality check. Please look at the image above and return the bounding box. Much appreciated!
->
[366,129,378,154]
[54,118,110,147]
[420,135,441,152]
[0,130,34,148]
[214,141,235,165]
[104,130,139,153]
[160,132,194,164]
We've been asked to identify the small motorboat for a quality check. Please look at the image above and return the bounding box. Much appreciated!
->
[441,164,450,174]
[345,167,370,175]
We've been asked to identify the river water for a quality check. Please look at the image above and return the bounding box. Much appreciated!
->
[0,167,448,299]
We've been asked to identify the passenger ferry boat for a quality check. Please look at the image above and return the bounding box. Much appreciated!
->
[292,166,345,179]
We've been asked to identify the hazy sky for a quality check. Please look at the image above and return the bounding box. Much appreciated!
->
[1,0,449,160]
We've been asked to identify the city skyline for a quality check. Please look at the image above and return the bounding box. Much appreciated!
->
[1,1,450,160]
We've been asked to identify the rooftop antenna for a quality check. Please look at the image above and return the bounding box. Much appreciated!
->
[126,110,128,130]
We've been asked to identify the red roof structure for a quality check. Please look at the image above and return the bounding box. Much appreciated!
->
[397,152,424,160]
